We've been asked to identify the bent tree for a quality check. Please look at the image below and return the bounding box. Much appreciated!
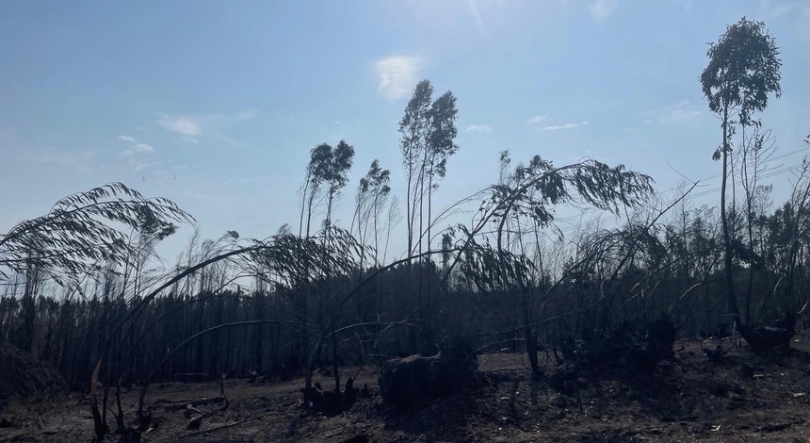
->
[700,17,782,327]
[451,153,654,374]
[0,182,194,283]
[0,183,195,440]
[351,159,392,266]
[0,183,194,353]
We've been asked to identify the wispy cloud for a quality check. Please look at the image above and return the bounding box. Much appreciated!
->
[228,176,263,185]
[528,115,587,130]
[657,100,702,124]
[155,109,260,143]
[120,143,155,157]
[540,121,589,131]
[117,135,137,143]
[375,56,423,101]
[465,124,493,134]
[467,0,485,32]
[527,115,550,125]
[589,0,617,22]
[157,115,201,138]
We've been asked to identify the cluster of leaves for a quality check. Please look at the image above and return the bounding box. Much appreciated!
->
[701,17,782,158]
[488,154,654,231]
[458,242,534,293]
[0,182,194,285]
[249,225,365,291]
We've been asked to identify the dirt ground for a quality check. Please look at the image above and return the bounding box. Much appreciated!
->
[3,336,810,443]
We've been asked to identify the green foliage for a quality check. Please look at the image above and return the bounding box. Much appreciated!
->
[490,152,654,229]
[306,141,355,192]
[358,160,391,197]
[399,80,434,169]
[398,79,460,256]
[354,159,393,261]
[458,241,534,292]
[427,91,459,180]
[250,226,364,291]
[302,140,356,232]
[0,182,194,284]
[700,17,782,131]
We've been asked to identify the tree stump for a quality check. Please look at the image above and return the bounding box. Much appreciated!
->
[378,344,477,410]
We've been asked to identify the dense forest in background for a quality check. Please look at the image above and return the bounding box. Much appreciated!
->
[1,16,809,439]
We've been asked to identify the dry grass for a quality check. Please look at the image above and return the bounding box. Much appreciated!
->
[0,344,66,399]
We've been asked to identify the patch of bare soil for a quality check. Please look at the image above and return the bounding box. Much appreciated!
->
[3,336,810,442]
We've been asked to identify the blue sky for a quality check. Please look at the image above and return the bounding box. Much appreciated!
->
[1,0,809,262]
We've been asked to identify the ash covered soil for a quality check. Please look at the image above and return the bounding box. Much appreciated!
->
[4,336,810,443]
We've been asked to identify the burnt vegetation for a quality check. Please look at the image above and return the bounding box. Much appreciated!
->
[2,16,810,443]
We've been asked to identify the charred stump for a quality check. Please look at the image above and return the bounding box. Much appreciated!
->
[300,376,358,415]
[738,312,795,353]
[632,318,677,371]
[378,342,477,410]
[571,319,676,372]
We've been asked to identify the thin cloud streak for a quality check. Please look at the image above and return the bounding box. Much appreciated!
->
[540,121,589,131]
[527,115,549,125]
[465,124,493,133]
[120,143,155,157]
[467,0,485,32]
[155,109,260,143]
[157,115,201,137]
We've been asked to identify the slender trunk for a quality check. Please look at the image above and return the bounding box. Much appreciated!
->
[720,106,740,326]
[383,200,395,265]
[496,206,539,374]
[426,165,434,328]
[520,289,539,373]
[325,190,334,232]
[745,199,755,323]
[331,319,340,397]
[306,192,316,239]
[741,125,756,322]
[404,166,416,351]
[373,193,380,264]
[22,258,37,353]
[405,171,413,257]
[416,175,430,348]
[114,378,125,433]
[254,293,264,372]
[301,239,313,408]
[299,176,311,237]
[417,174,424,343]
